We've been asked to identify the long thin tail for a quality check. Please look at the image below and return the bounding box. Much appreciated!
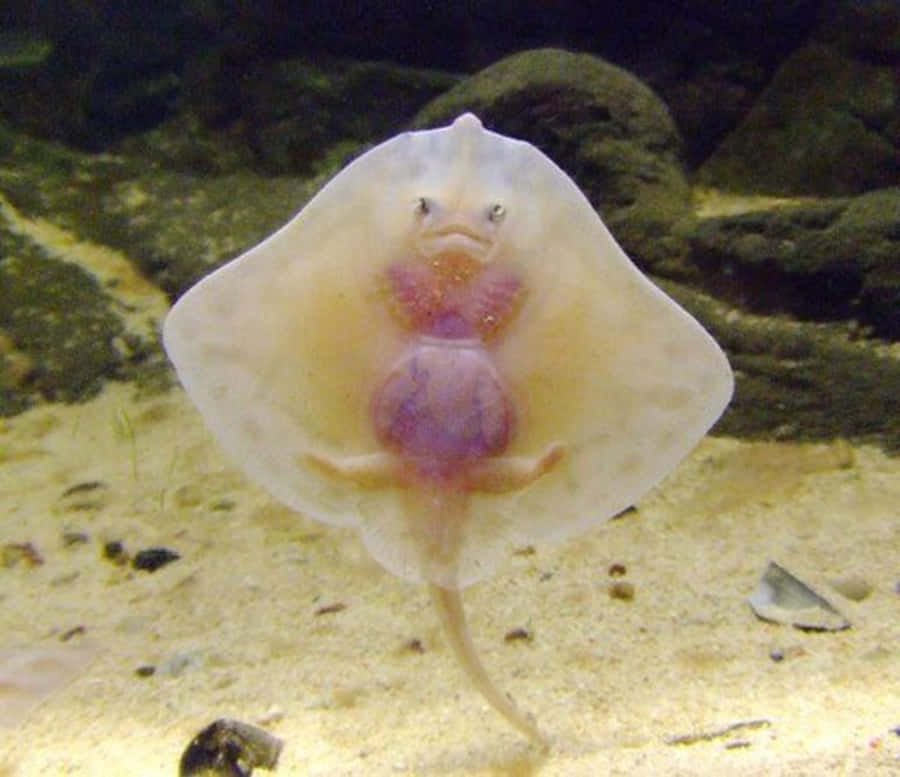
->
[429,583,547,746]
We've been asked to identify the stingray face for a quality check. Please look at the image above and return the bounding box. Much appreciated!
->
[412,195,507,262]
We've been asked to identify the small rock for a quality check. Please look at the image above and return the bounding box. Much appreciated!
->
[180,718,283,777]
[103,540,128,565]
[504,627,532,643]
[1,542,43,568]
[314,602,346,616]
[608,581,635,601]
[62,531,89,547]
[132,547,180,572]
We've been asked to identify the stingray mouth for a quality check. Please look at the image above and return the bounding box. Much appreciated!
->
[419,226,494,260]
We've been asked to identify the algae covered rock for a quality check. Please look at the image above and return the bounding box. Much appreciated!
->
[659,279,900,452]
[687,188,900,338]
[698,43,900,196]
[0,232,126,413]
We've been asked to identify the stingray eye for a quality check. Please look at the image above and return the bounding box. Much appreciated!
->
[415,197,432,216]
[488,203,506,223]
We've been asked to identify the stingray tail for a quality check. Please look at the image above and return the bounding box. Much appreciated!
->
[429,583,547,746]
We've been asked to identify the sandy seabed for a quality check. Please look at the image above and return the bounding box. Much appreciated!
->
[0,382,898,777]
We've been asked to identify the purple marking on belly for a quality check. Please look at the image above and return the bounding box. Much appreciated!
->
[372,340,514,468]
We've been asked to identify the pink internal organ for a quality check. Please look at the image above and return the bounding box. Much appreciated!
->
[385,260,523,342]
[373,342,514,477]
[463,270,522,340]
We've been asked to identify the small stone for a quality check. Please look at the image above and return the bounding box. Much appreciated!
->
[103,541,128,565]
[504,627,532,642]
[608,581,635,601]
[1,542,43,568]
[179,718,283,776]
[60,626,86,642]
[61,481,106,498]
[132,547,180,572]
[60,481,109,512]
[62,531,89,547]
[314,602,346,616]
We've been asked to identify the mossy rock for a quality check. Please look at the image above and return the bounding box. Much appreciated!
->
[687,188,900,338]
[659,279,900,452]
[699,43,900,195]
[0,120,317,299]
[0,233,124,413]
[236,58,458,176]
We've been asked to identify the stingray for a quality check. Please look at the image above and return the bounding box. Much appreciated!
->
[163,113,733,745]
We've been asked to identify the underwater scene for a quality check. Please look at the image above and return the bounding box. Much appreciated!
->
[1,2,898,775]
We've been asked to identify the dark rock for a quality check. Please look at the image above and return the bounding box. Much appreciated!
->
[62,532,89,548]
[230,58,458,176]
[698,43,900,195]
[415,49,691,272]
[103,541,127,564]
[824,189,900,338]
[0,2,828,176]
[686,188,900,337]
[98,170,312,298]
[112,114,256,177]
[636,0,820,168]
[132,547,180,572]
[0,119,311,301]
[0,121,134,225]
[661,279,900,452]
[814,0,900,61]
[0,127,174,412]
[0,1,891,176]
[0,234,125,413]
[61,481,106,498]
[141,56,457,177]
[0,3,206,149]
[179,718,283,777]
[0,29,53,69]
